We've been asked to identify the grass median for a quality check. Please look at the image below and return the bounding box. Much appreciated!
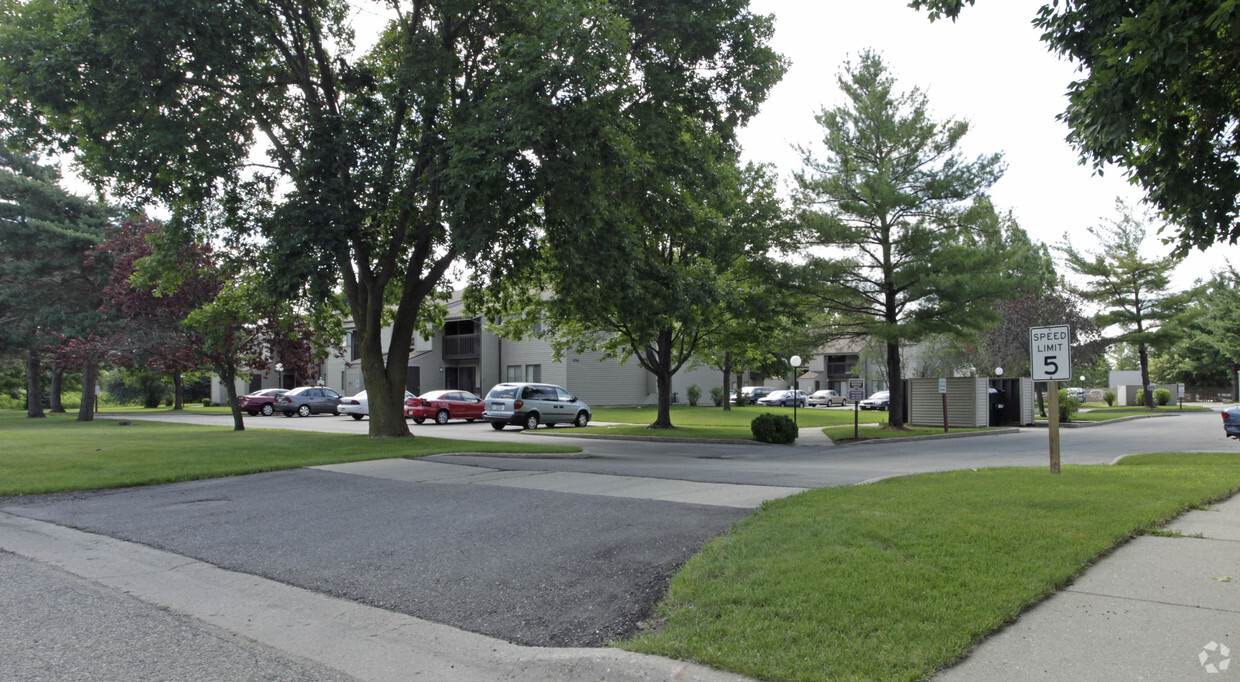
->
[623,453,1240,681]
[0,411,579,496]
[581,405,877,440]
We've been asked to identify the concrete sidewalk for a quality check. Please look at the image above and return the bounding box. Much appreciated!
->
[936,495,1240,680]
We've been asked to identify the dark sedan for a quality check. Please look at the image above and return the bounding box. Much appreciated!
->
[1224,406,1240,439]
[276,386,343,417]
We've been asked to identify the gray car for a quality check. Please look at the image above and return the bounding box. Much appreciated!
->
[483,382,591,430]
[1224,406,1240,439]
[276,386,343,417]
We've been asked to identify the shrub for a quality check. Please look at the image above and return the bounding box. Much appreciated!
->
[1135,389,1146,406]
[1154,388,1171,406]
[163,396,173,407]
[1057,389,1080,422]
[202,398,212,407]
[751,413,798,445]
[710,386,724,407]
[1103,390,1116,407]
[687,384,701,407]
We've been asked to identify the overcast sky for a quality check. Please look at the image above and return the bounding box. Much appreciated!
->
[736,0,1236,289]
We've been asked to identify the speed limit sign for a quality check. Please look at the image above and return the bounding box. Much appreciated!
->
[1030,325,1071,381]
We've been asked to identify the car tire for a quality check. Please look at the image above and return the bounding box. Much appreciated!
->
[574,411,589,428]
[297,404,311,418]
[491,422,505,431]
[350,414,364,421]
[413,418,425,424]
[523,413,539,430]
[261,404,274,416]
[435,410,450,425]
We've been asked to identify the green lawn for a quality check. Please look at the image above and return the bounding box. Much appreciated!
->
[577,405,879,441]
[0,411,579,496]
[624,453,1240,681]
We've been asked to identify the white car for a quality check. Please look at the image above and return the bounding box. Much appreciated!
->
[807,389,846,407]
[338,390,415,420]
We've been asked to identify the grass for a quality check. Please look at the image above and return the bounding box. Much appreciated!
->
[0,411,579,496]
[824,424,990,443]
[623,453,1240,681]
[576,406,880,441]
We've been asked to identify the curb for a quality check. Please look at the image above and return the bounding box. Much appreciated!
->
[837,427,1022,447]
[1032,412,1181,428]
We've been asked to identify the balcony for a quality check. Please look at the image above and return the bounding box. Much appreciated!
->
[826,362,856,377]
[442,333,481,360]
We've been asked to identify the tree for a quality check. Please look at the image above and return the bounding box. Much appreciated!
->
[910,0,1240,254]
[0,146,114,418]
[793,51,1020,428]
[0,0,783,437]
[92,219,337,431]
[1058,201,1186,408]
[1160,266,1240,397]
[494,138,794,428]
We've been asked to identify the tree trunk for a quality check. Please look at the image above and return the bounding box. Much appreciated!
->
[1138,343,1154,409]
[886,341,904,428]
[1232,360,1239,405]
[49,365,65,413]
[720,358,732,412]
[359,315,413,439]
[217,364,245,431]
[649,331,675,429]
[172,371,184,410]
[77,360,98,422]
[26,348,45,418]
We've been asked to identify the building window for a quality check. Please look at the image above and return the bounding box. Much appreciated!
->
[525,364,541,383]
[506,365,522,383]
[346,330,360,361]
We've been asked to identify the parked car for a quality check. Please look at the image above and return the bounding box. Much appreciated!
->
[859,390,890,410]
[483,382,591,430]
[757,390,808,407]
[338,390,415,420]
[734,386,775,405]
[1065,387,1087,402]
[237,388,287,416]
[807,389,846,407]
[276,386,344,417]
[1223,406,1240,439]
[405,390,486,424]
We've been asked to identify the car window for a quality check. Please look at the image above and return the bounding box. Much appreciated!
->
[325,389,340,398]
[555,387,573,402]
[488,385,517,400]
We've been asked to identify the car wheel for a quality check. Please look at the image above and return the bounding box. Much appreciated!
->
[574,411,589,428]
[491,422,505,431]
[523,413,539,430]
[435,410,450,425]
[261,404,274,416]
[297,404,311,418]
[881,402,889,411]
[351,414,364,421]
[414,418,426,424]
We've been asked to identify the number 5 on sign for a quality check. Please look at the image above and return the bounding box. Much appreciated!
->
[1030,325,1071,382]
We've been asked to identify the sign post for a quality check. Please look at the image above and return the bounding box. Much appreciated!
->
[1031,325,1071,474]
[849,378,865,440]
[939,377,949,433]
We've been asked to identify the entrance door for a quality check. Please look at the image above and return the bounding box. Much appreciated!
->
[406,367,420,396]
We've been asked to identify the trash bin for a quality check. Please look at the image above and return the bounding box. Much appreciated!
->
[988,387,1005,426]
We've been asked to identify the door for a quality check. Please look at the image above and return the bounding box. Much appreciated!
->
[406,367,420,396]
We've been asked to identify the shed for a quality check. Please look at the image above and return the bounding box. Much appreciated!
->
[907,377,988,428]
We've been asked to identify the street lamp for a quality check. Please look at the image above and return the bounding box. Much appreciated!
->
[995,367,1003,377]
[790,355,802,425]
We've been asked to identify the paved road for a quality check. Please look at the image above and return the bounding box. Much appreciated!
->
[3,407,1236,679]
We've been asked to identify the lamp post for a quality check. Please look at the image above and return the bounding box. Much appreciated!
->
[790,355,802,425]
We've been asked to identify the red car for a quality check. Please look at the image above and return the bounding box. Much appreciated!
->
[405,390,485,424]
[238,388,288,416]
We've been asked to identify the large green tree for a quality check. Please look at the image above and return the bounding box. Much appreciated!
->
[1058,201,1186,408]
[0,0,782,437]
[493,135,793,428]
[0,147,114,418]
[794,51,1020,428]
[911,0,1240,254]
[1159,266,1240,397]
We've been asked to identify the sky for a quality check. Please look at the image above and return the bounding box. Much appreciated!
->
[735,0,1238,290]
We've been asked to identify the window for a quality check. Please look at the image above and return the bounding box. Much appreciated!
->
[346,330,360,361]
[506,365,522,383]
[525,364,541,383]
